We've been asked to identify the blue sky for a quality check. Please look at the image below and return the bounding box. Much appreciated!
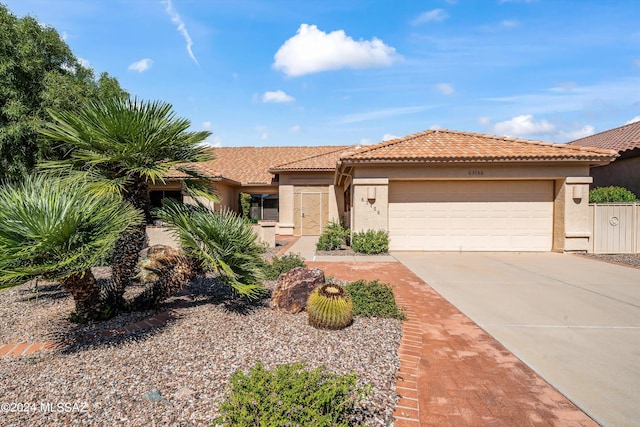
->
[5,0,640,147]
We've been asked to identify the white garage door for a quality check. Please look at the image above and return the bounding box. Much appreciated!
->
[388,180,553,251]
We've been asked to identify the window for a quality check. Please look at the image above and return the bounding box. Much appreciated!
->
[246,193,279,221]
[150,190,183,209]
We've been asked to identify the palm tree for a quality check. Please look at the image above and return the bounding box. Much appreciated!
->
[39,97,218,310]
[0,175,142,321]
[156,200,267,300]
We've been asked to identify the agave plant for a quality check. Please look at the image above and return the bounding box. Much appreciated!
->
[155,200,266,299]
[0,175,142,320]
[39,97,218,309]
[307,284,354,330]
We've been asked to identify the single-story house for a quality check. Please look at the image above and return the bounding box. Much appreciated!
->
[154,129,617,253]
[566,120,640,197]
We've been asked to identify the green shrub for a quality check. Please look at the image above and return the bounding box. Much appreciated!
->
[345,280,406,320]
[351,230,388,254]
[307,284,354,330]
[589,186,637,203]
[213,361,368,427]
[264,253,307,280]
[316,221,349,251]
[239,192,252,219]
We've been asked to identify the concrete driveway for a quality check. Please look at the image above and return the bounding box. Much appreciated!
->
[393,252,640,427]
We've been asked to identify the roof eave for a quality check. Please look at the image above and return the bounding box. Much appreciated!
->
[339,156,617,165]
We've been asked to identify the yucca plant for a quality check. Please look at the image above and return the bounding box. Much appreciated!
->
[0,175,142,320]
[307,284,354,330]
[155,200,266,299]
[38,97,218,309]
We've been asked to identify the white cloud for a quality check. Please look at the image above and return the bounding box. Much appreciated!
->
[254,126,268,140]
[435,83,455,95]
[557,125,595,142]
[500,19,520,28]
[412,9,448,25]
[478,116,492,125]
[202,135,222,147]
[78,57,91,68]
[161,0,198,65]
[262,90,295,103]
[289,125,301,133]
[273,24,400,77]
[358,138,373,146]
[429,124,443,130]
[626,116,640,124]
[128,58,153,72]
[202,121,212,129]
[493,114,555,137]
[634,59,640,69]
[61,31,68,41]
[382,133,400,141]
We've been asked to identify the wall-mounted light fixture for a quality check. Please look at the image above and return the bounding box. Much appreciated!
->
[572,185,583,201]
[367,186,376,203]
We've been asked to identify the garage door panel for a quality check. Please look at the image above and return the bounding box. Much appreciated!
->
[388,180,553,251]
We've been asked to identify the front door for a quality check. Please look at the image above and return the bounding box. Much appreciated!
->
[301,192,322,235]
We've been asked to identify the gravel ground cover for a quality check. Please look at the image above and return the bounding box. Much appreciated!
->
[580,253,640,268]
[0,269,402,426]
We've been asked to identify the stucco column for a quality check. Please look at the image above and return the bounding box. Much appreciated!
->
[351,178,389,233]
[277,184,295,235]
[562,177,593,252]
[328,185,341,224]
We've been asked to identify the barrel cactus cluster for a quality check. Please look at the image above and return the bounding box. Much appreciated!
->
[307,284,354,330]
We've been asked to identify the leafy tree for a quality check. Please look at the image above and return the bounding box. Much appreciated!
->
[0,4,128,180]
[39,97,217,310]
[0,175,142,321]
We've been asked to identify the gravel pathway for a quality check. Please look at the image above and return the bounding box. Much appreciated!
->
[0,270,402,426]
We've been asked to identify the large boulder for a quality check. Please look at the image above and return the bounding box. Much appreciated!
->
[272,267,325,313]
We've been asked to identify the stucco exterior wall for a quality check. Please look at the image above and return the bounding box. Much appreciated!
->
[561,177,593,252]
[352,163,590,181]
[277,184,295,235]
[347,163,594,252]
[277,172,337,235]
[350,178,389,233]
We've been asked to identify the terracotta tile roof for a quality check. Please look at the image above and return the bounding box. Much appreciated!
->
[181,146,351,185]
[339,129,617,163]
[566,121,640,153]
[269,146,353,172]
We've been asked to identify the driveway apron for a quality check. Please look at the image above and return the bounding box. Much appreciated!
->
[393,252,640,427]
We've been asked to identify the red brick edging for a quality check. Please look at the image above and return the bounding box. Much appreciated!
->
[393,296,422,426]
[0,311,176,358]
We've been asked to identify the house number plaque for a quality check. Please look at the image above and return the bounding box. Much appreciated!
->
[468,170,484,176]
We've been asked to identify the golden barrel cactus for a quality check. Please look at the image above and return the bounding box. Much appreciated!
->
[307,284,354,330]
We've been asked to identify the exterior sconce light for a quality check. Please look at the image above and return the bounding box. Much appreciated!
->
[367,187,376,203]
[572,185,583,200]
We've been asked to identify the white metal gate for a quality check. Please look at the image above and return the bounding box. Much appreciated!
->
[589,203,640,253]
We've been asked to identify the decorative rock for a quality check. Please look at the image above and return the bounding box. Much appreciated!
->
[272,267,325,313]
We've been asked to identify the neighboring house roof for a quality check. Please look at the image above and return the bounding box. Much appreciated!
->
[339,129,617,163]
[566,121,640,154]
[269,146,353,172]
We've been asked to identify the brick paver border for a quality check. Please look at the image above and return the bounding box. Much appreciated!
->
[0,311,177,358]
